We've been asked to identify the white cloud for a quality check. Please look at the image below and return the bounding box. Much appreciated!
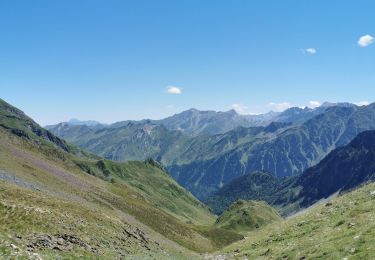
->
[268,102,292,112]
[307,101,321,109]
[354,101,370,106]
[231,103,249,114]
[305,48,317,54]
[358,35,374,47]
[166,86,182,94]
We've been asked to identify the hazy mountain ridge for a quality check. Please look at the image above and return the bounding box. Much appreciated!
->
[46,102,353,135]
[155,108,275,136]
[46,102,375,200]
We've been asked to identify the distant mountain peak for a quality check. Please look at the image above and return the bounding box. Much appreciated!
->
[187,108,199,112]
[67,119,102,126]
[225,109,238,115]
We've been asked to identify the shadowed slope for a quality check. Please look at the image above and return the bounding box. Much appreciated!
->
[207,130,375,216]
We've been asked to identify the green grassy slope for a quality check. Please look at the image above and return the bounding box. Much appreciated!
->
[215,200,281,234]
[0,180,184,259]
[0,98,237,258]
[73,158,214,226]
[218,182,375,259]
[0,130,216,258]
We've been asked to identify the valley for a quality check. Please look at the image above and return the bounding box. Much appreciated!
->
[1,98,374,258]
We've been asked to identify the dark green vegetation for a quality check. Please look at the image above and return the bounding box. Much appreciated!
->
[204,171,284,215]
[215,200,281,234]
[47,102,375,200]
[0,98,248,258]
[207,130,375,216]
[219,181,375,259]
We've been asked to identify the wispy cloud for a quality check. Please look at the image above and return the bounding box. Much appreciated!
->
[307,100,321,108]
[268,102,292,112]
[358,35,374,47]
[231,103,249,114]
[354,101,370,106]
[305,48,317,54]
[166,86,182,94]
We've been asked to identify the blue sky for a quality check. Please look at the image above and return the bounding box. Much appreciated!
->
[1,0,374,125]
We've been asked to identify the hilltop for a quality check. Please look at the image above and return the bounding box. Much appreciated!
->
[215,200,281,234]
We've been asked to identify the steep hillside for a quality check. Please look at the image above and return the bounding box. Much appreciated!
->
[217,181,375,259]
[291,130,375,209]
[214,200,281,233]
[0,99,73,153]
[0,98,236,258]
[207,130,375,216]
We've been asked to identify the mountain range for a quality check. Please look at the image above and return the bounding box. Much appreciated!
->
[45,102,351,136]
[47,102,375,199]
